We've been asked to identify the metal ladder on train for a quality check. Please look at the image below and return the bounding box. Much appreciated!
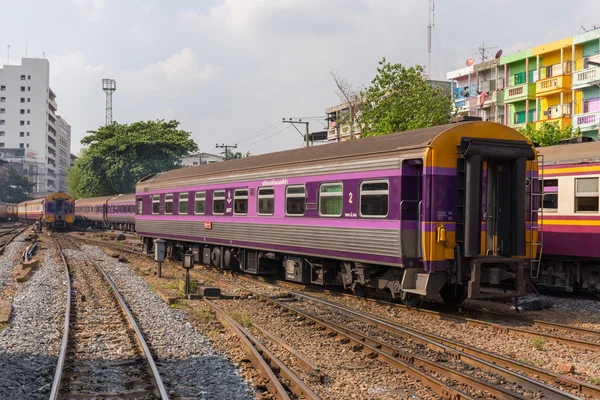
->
[529,154,544,280]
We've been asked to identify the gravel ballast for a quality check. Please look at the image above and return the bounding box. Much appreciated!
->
[0,241,67,399]
[82,244,255,399]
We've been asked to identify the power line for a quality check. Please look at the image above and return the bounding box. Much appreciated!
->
[216,143,238,159]
[243,125,292,147]
[227,120,281,145]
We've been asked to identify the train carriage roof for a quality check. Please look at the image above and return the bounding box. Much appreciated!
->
[106,194,136,205]
[140,123,454,186]
[75,196,114,206]
[537,140,600,165]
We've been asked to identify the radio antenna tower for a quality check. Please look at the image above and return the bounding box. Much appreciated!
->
[427,0,435,78]
[102,79,116,125]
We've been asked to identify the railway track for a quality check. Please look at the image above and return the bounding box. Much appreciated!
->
[50,234,168,399]
[0,225,27,254]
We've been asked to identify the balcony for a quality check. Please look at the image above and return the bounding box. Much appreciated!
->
[572,67,600,90]
[572,111,600,131]
[536,75,572,96]
[503,83,536,103]
[327,122,361,142]
[535,116,572,130]
[476,90,504,108]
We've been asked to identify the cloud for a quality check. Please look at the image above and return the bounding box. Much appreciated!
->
[71,0,105,23]
[129,24,149,42]
[139,48,218,85]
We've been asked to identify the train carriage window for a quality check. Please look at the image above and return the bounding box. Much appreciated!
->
[319,182,343,217]
[258,187,275,215]
[575,178,599,212]
[286,185,306,216]
[179,193,189,214]
[234,189,248,215]
[137,198,143,215]
[213,190,225,215]
[152,195,160,215]
[540,179,558,210]
[194,191,206,215]
[164,194,174,214]
[360,180,389,217]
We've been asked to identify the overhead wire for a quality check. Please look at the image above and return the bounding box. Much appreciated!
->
[226,120,282,145]
[243,124,292,147]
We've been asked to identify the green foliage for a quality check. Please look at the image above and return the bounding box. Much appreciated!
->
[0,165,34,203]
[360,58,455,137]
[231,312,252,328]
[223,149,251,160]
[519,121,581,147]
[531,337,546,351]
[69,120,198,198]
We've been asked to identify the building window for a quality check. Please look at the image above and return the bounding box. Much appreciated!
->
[0,86,5,91]
[20,86,25,92]
[27,109,30,114]
[27,98,30,102]
[20,75,25,80]
[20,109,24,114]
[19,143,24,148]
[0,109,4,114]
[27,86,30,91]
[360,180,389,217]
[1,97,5,102]
[194,191,206,214]
[26,132,29,136]
[26,143,29,148]
[20,98,25,103]
[152,195,160,214]
[164,194,174,214]
[234,188,248,215]
[27,121,30,125]
[20,121,24,126]
[0,143,4,148]
[0,131,4,136]
[540,179,558,210]
[0,120,5,125]
[319,182,343,217]
[20,132,24,137]
[179,193,189,214]
[258,187,275,215]
[137,197,143,214]
[27,75,31,80]
[213,190,225,215]
[575,178,599,212]
[286,185,306,216]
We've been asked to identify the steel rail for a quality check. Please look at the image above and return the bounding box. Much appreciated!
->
[51,234,169,400]
[283,292,590,400]
[48,236,72,400]
[242,274,600,351]
[204,299,294,400]
[0,226,28,254]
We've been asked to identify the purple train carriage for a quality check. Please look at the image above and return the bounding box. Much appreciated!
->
[134,121,538,306]
[74,194,136,231]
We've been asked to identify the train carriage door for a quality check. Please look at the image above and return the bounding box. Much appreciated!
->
[55,198,64,224]
[400,159,423,260]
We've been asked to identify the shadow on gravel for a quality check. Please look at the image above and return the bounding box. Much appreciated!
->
[0,352,254,400]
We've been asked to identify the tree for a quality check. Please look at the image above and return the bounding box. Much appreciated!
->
[359,58,455,137]
[67,149,86,197]
[329,69,363,129]
[69,120,198,198]
[519,121,582,147]
[0,165,34,203]
[223,149,251,160]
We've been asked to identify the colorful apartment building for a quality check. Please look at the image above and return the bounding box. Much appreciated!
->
[447,29,600,140]
[572,30,600,139]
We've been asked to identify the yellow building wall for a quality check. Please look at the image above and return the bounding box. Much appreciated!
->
[532,37,573,56]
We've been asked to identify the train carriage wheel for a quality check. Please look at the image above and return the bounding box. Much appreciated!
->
[401,293,423,307]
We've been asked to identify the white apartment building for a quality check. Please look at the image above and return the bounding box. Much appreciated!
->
[180,152,224,167]
[0,58,71,195]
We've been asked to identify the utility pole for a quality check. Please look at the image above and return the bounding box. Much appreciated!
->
[282,118,309,147]
[216,143,237,159]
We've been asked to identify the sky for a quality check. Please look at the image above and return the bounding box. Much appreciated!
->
[0,0,598,156]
